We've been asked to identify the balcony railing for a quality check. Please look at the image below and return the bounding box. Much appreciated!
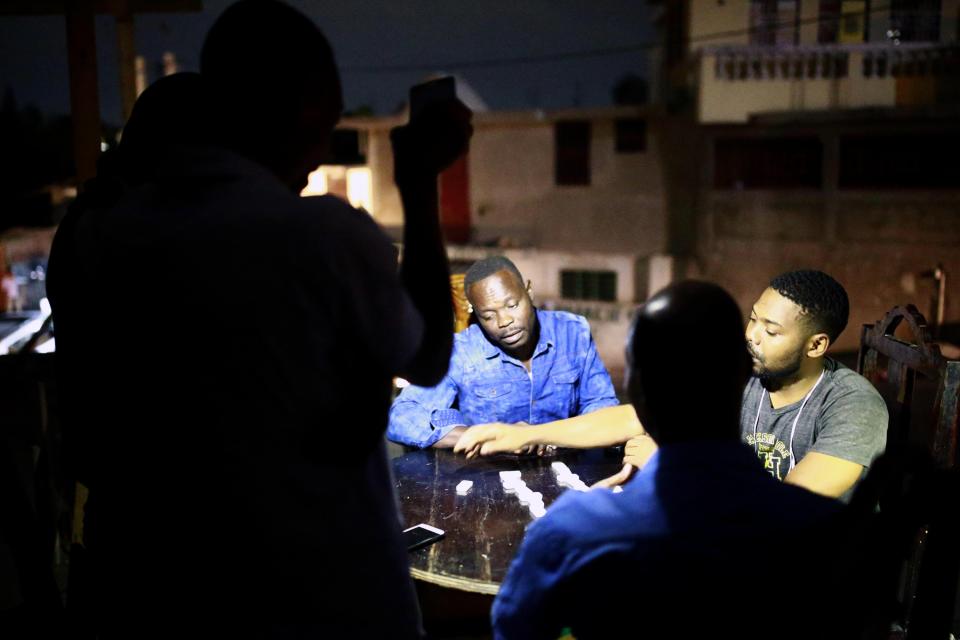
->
[703,43,960,81]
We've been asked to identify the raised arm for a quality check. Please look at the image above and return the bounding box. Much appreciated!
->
[391,101,472,386]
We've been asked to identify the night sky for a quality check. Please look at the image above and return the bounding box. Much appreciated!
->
[0,0,654,127]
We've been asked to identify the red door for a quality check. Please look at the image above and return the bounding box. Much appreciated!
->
[439,154,470,244]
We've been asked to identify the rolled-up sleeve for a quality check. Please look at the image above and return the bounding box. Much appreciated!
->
[388,372,467,448]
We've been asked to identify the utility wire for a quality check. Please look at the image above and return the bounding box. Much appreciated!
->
[341,4,903,73]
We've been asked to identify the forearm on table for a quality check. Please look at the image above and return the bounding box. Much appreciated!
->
[783,451,864,498]
[431,425,468,448]
[522,404,643,449]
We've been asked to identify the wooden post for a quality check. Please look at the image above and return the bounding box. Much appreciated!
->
[65,1,101,187]
[117,3,137,123]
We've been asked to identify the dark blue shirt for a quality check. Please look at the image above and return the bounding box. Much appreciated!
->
[492,441,846,640]
[387,309,619,448]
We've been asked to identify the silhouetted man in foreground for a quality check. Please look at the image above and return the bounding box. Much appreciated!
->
[68,1,469,636]
[493,282,851,639]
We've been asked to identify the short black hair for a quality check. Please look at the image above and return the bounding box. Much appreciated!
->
[770,270,849,342]
[463,256,524,291]
[200,0,339,157]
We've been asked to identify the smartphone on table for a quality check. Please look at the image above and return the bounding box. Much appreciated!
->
[402,523,445,551]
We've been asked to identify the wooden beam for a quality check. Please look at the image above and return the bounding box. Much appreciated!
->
[116,4,137,122]
[0,1,202,16]
[65,2,100,186]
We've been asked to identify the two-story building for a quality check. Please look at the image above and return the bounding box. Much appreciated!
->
[658,0,960,352]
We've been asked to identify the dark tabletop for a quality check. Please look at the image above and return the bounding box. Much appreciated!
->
[391,446,625,594]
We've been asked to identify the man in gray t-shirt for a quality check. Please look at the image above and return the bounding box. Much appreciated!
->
[743,270,887,500]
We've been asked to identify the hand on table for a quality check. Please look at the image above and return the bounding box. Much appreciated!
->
[590,463,636,489]
[588,436,655,489]
[453,422,542,459]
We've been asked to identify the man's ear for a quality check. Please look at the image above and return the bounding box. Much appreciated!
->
[526,279,534,303]
[806,333,830,358]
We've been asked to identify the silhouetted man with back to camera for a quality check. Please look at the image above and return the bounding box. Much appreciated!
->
[71,1,470,637]
[493,282,850,640]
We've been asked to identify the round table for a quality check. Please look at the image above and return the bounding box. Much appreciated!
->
[391,446,625,594]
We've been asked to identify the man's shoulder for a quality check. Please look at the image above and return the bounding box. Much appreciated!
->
[292,196,397,262]
[454,324,486,345]
[295,195,383,232]
[452,325,497,363]
[824,358,884,400]
[541,309,590,328]
[540,310,593,342]
[742,374,764,397]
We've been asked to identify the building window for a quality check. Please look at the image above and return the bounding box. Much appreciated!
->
[750,0,799,46]
[889,0,941,43]
[555,121,591,186]
[329,128,367,165]
[615,118,647,153]
[839,134,960,189]
[819,1,870,44]
[714,137,823,189]
[301,166,374,212]
[561,270,617,302]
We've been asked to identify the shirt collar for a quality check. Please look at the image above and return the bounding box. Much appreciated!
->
[480,308,554,360]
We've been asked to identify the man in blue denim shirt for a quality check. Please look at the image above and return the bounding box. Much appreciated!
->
[388,256,636,450]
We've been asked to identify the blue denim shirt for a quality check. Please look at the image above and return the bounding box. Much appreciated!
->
[387,310,619,448]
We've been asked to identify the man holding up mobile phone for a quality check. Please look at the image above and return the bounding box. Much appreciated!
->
[69,1,470,637]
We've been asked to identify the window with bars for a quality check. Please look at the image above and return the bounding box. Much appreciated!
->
[555,121,591,186]
[714,137,823,189]
[749,0,799,46]
[561,270,617,302]
[839,134,960,188]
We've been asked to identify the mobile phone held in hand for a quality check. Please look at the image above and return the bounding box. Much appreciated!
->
[402,523,446,551]
[409,76,456,121]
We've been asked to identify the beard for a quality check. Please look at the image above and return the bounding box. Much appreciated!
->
[749,347,804,392]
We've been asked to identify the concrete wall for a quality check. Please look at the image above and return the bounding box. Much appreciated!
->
[799,0,820,45]
[366,129,403,227]
[446,246,640,303]
[695,190,960,353]
[352,108,670,256]
[688,0,750,52]
[943,0,960,42]
[468,115,668,254]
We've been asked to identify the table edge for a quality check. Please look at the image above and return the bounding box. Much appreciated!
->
[410,567,501,595]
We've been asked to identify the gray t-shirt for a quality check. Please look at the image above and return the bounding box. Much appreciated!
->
[740,357,888,499]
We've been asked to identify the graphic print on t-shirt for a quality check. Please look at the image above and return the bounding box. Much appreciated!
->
[744,431,792,481]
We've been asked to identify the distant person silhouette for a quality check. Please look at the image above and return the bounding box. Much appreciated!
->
[494,282,851,640]
[0,260,18,312]
[63,1,470,637]
[49,71,205,484]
